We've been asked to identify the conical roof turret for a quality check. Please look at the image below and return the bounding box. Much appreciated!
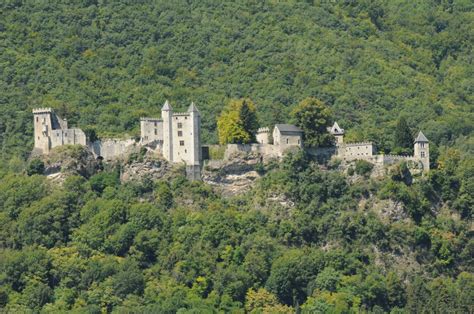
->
[162,100,172,111]
[414,131,428,143]
[188,102,199,113]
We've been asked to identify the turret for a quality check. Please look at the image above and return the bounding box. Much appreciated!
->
[187,102,201,180]
[161,100,173,161]
[256,127,270,144]
[33,108,54,153]
[414,131,429,172]
[328,122,345,144]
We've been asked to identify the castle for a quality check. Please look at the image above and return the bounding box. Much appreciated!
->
[33,105,430,180]
[227,121,430,172]
[33,101,202,180]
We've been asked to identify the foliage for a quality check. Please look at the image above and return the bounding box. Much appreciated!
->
[291,97,333,147]
[393,117,414,155]
[26,158,45,176]
[354,160,374,177]
[217,99,259,145]
[0,1,473,312]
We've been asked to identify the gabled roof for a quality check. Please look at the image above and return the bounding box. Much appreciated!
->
[188,102,199,113]
[275,124,303,133]
[162,100,172,111]
[327,122,344,135]
[414,131,429,143]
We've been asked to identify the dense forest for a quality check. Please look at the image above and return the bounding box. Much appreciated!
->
[0,0,473,164]
[0,0,473,313]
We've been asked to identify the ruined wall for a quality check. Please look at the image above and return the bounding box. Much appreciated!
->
[90,138,136,161]
[224,144,279,160]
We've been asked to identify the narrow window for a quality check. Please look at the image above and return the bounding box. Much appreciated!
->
[286,138,289,144]
[177,122,182,129]
[180,140,185,146]
[178,131,183,137]
[298,139,300,144]
[154,129,157,135]
[421,152,425,158]
[185,149,187,153]
[421,143,425,148]
[185,116,187,120]
[154,121,157,127]
[36,117,38,122]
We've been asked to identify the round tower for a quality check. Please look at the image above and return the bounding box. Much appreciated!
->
[161,100,173,162]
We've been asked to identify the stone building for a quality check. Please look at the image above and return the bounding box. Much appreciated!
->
[273,124,303,152]
[328,121,430,172]
[33,108,87,154]
[141,101,202,180]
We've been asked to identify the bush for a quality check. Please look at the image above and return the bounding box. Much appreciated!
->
[355,160,374,176]
[26,159,45,176]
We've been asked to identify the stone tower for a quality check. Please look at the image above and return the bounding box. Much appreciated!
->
[414,131,429,172]
[161,100,173,161]
[256,127,270,144]
[186,102,202,180]
[33,108,54,153]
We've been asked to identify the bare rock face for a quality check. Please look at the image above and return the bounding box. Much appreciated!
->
[202,152,263,196]
[120,156,171,182]
[40,145,100,182]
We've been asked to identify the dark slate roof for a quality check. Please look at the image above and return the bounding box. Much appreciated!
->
[414,131,429,142]
[275,124,303,133]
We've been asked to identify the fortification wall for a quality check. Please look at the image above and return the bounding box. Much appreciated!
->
[50,128,87,148]
[339,142,374,159]
[224,144,280,160]
[90,138,136,161]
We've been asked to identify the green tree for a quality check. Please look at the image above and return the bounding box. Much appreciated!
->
[26,159,45,176]
[393,117,413,155]
[217,99,258,144]
[291,98,333,147]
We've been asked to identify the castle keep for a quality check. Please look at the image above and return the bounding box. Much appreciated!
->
[140,101,201,180]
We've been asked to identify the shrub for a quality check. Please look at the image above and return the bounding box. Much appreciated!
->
[26,159,45,176]
[355,160,374,176]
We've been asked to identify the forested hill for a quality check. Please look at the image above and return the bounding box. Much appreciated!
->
[0,0,473,164]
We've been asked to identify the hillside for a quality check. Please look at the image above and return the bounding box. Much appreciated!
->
[0,146,473,312]
[0,0,473,164]
[0,1,473,313]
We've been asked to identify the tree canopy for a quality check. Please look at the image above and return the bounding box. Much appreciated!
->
[217,99,259,145]
[291,97,333,147]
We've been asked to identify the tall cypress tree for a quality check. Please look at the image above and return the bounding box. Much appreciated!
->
[394,117,413,153]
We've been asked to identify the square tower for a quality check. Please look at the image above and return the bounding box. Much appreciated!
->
[414,131,429,172]
[33,108,54,153]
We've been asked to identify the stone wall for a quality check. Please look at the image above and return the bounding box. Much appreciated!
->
[90,138,137,161]
[224,144,280,161]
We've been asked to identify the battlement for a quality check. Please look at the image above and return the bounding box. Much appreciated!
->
[33,108,53,114]
[342,142,373,147]
[172,112,191,117]
[257,127,270,133]
[140,117,162,122]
